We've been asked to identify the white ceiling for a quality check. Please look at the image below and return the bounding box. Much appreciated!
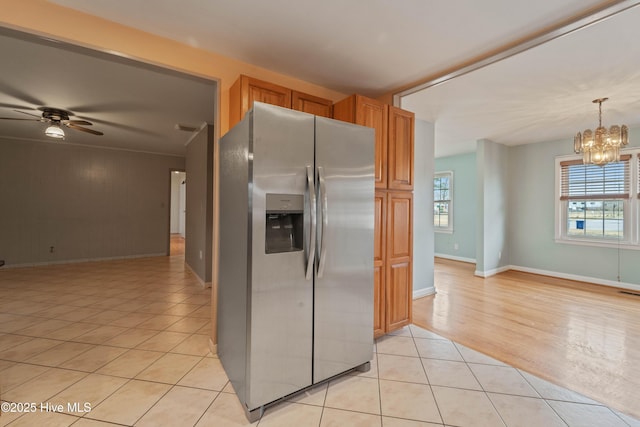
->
[7,1,640,157]
[0,29,215,155]
[402,3,640,157]
[51,0,607,96]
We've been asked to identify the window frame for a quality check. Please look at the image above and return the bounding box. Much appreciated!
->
[555,150,639,250]
[434,170,454,233]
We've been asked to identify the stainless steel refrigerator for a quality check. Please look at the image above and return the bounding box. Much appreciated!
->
[218,102,374,421]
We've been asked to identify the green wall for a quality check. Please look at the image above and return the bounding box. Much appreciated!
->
[414,119,436,296]
[477,139,510,276]
[508,128,640,286]
[434,128,640,288]
[434,152,476,261]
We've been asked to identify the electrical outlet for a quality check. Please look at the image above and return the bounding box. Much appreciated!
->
[50,246,55,253]
[454,243,459,251]
[498,251,502,260]
[199,250,203,260]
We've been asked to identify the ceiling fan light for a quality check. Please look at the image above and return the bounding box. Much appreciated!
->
[45,125,65,139]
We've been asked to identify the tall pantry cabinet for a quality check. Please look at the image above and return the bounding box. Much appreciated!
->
[227,77,414,338]
[333,95,414,338]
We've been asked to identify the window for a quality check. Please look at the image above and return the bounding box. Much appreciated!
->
[434,171,453,232]
[556,152,639,248]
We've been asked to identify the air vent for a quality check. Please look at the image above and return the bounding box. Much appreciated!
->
[619,290,640,297]
[174,123,197,132]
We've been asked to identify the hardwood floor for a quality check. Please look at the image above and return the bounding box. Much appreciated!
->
[413,258,640,419]
[170,233,185,256]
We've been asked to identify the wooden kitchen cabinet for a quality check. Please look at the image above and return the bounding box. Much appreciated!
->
[374,191,387,264]
[334,94,415,337]
[388,106,415,191]
[385,190,413,331]
[386,259,412,331]
[387,191,412,260]
[229,75,291,128]
[292,90,332,117]
[333,95,388,189]
[373,189,412,337]
[374,191,387,338]
[373,264,385,337]
[229,75,333,128]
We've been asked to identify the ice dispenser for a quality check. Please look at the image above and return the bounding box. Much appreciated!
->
[265,194,304,254]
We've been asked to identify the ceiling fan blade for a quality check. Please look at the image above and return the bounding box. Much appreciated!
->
[65,123,103,136]
[0,103,36,110]
[76,115,162,137]
[63,120,93,126]
[67,102,142,114]
[0,117,40,121]
[14,109,43,119]
[0,80,45,106]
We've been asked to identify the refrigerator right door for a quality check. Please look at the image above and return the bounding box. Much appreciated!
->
[313,116,375,383]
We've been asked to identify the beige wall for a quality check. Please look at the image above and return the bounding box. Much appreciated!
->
[0,137,185,266]
[1,1,348,136]
[2,1,351,350]
[185,125,214,284]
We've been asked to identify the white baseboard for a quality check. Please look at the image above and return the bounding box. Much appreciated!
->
[208,337,218,357]
[413,286,436,299]
[508,265,640,293]
[474,265,510,278]
[434,253,476,264]
[2,252,166,269]
[185,262,211,288]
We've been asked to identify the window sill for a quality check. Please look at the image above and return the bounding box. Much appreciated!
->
[555,238,640,251]
[435,229,454,234]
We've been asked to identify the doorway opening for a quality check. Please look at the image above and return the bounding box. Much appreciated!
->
[170,170,187,256]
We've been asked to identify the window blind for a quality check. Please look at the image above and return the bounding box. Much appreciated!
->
[560,155,631,201]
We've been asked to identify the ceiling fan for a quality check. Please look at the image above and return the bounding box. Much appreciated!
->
[0,107,103,139]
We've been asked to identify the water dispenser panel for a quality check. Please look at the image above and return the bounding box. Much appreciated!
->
[265,194,304,254]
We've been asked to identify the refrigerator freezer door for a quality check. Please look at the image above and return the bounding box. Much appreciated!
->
[218,115,251,407]
[313,116,375,383]
[247,103,316,409]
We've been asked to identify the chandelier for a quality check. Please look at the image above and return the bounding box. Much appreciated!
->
[574,98,628,166]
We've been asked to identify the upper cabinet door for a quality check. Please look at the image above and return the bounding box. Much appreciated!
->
[333,95,388,189]
[387,106,414,191]
[356,97,388,190]
[229,75,292,128]
[292,91,332,118]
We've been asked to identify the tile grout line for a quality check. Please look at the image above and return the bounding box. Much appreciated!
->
[450,335,508,427]
[191,389,225,427]
[515,367,571,427]
[373,350,382,426]
[411,326,445,426]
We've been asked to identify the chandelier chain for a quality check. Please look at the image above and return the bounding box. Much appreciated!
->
[598,101,602,128]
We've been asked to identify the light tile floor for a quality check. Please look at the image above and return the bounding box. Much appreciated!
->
[1,256,639,426]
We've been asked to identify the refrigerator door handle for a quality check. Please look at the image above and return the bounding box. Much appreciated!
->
[317,166,328,278]
[306,165,317,280]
